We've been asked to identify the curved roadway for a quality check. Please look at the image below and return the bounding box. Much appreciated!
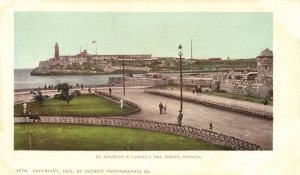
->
[14,87,272,150]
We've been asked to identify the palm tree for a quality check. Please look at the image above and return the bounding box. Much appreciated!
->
[31,90,47,106]
[54,83,80,105]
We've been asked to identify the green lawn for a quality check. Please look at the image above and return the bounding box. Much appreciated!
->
[14,123,229,150]
[155,84,196,91]
[154,85,273,106]
[205,91,273,106]
[14,94,134,117]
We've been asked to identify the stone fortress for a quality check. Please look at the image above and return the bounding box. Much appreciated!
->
[219,48,273,99]
[32,43,152,74]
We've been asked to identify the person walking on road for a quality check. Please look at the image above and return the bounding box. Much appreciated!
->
[178,110,183,126]
[163,104,167,114]
[109,87,112,96]
[209,122,213,131]
[159,102,163,114]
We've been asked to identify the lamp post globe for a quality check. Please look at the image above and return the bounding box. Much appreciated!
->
[178,44,183,56]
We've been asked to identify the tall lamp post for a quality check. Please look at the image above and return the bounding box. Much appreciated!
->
[122,59,126,96]
[178,44,183,126]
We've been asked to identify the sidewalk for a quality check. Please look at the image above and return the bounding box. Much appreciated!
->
[149,89,273,113]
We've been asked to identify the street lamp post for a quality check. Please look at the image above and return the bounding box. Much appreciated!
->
[122,59,125,96]
[178,44,183,126]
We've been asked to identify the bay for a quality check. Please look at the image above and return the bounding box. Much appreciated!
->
[14,69,179,90]
[14,69,139,90]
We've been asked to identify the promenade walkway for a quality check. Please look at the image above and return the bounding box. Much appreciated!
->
[106,88,272,150]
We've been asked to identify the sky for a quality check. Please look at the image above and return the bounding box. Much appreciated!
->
[14,12,272,69]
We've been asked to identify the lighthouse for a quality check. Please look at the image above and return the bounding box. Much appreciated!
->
[54,42,59,62]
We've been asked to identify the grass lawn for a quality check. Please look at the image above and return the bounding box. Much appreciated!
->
[155,84,196,91]
[14,94,134,117]
[205,91,273,106]
[154,85,273,106]
[14,123,229,150]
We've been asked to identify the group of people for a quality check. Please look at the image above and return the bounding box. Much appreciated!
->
[44,84,55,90]
[158,102,167,114]
[87,86,99,94]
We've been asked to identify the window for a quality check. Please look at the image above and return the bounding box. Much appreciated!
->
[265,66,268,70]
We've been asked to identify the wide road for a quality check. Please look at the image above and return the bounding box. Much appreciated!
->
[15,87,272,150]
[111,88,272,150]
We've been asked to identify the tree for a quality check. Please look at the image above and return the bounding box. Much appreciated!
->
[31,90,47,106]
[54,83,81,105]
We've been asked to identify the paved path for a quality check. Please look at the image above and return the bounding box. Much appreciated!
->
[110,89,272,150]
[152,89,273,113]
[14,87,273,150]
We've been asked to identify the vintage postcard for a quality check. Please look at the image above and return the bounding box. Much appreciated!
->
[1,0,300,175]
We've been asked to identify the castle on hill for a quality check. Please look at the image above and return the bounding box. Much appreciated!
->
[38,43,152,68]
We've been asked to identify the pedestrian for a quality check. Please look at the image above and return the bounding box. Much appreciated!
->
[120,98,124,109]
[177,111,183,126]
[163,104,167,114]
[81,84,83,90]
[88,87,91,94]
[94,86,98,93]
[159,102,163,114]
[209,122,213,131]
[209,122,214,146]
[196,85,201,95]
[23,102,27,115]
[109,87,112,96]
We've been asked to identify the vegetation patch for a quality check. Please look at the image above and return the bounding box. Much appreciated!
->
[14,94,133,117]
[14,123,229,150]
[205,91,273,106]
[155,84,198,92]
[153,85,273,105]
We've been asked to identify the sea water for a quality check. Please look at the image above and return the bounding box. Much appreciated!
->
[14,69,179,90]
[14,69,133,90]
